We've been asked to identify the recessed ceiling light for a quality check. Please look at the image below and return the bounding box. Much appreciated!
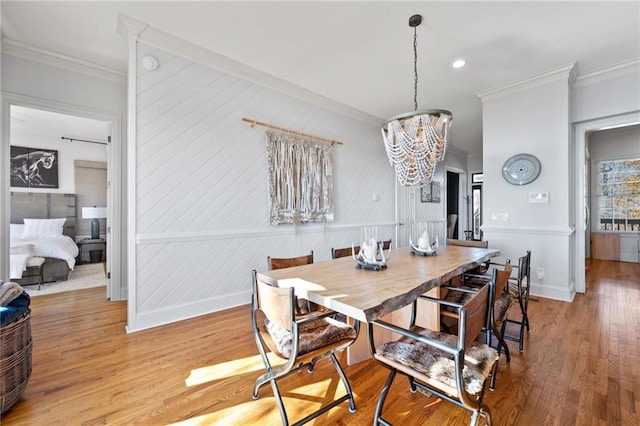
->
[452,59,466,69]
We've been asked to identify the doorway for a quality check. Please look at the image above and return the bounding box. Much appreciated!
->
[2,94,122,300]
[573,111,640,293]
[445,167,466,241]
[446,171,459,239]
[585,124,640,262]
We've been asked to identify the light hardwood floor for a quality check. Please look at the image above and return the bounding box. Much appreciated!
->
[3,259,638,425]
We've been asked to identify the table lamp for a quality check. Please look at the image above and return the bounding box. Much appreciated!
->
[82,206,107,239]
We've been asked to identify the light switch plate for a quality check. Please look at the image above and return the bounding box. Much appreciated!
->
[529,192,549,203]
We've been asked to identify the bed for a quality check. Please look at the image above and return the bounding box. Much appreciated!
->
[9,192,79,284]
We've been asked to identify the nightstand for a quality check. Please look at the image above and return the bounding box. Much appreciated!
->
[76,238,106,264]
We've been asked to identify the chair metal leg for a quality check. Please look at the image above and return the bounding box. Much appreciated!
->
[407,375,417,393]
[330,353,356,413]
[470,410,479,426]
[488,324,510,391]
[513,303,528,352]
[252,331,275,399]
[518,319,526,352]
[374,369,396,426]
[269,379,289,426]
[480,404,493,426]
[495,323,511,362]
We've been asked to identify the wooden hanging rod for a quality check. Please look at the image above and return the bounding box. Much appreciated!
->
[242,117,343,146]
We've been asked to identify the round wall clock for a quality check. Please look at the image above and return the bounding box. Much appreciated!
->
[502,153,541,185]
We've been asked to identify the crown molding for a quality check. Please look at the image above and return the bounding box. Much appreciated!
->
[445,144,469,158]
[476,62,577,102]
[116,14,382,127]
[573,58,640,88]
[1,37,126,85]
[116,13,149,39]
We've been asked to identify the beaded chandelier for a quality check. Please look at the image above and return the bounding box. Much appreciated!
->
[381,14,452,187]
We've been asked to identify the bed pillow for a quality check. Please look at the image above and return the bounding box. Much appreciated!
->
[22,218,66,239]
[10,223,26,239]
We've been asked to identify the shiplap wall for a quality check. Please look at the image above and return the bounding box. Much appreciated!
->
[131,42,396,331]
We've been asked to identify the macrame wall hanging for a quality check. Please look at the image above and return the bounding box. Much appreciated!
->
[265,129,335,225]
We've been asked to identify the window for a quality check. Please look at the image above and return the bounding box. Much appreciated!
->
[597,158,640,232]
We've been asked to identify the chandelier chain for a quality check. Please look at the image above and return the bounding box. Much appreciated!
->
[413,26,418,111]
[381,14,452,187]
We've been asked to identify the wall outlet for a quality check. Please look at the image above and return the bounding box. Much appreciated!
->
[491,212,509,222]
[537,267,545,281]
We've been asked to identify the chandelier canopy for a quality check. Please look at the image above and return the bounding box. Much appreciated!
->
[381,14,452,187]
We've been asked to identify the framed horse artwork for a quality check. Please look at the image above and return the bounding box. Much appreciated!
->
[10,146,59,189]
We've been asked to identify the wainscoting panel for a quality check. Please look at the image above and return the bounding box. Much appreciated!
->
[133,224,396,330]
[483,225,576,301]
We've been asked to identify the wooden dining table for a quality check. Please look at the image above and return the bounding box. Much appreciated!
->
[262,245,500,364]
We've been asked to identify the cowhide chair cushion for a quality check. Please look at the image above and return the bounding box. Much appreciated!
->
[376,326,498,395]
[266,316,356,359]
[508,281,526,300]
[494,292,515,327]
[441,286,477,313]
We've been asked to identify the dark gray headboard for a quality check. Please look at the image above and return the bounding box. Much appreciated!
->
[10,192,76,239]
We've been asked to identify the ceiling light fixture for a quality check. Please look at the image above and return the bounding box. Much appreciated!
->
[381,14,452,187]
[452,59,466,69]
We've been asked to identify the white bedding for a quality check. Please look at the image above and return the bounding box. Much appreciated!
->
[10,253,32,280]
[10,235,79,279]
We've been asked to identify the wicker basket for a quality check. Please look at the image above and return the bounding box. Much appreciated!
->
[0,310,32,416]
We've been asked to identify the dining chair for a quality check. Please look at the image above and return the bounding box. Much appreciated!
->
[444,239,489,285]
[462,260,515,389]
[369,272,499,425]
[331,245,359,259]
[268,251,315,313]
[504,250,532,352]
[438,260,512,390]
[465,251,531,353]
[332,239,390,259]
[446,238,489,248]
[251,270,359,426]
[268,251,314,271]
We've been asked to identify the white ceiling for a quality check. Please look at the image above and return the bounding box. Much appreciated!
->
[2,1,639,155]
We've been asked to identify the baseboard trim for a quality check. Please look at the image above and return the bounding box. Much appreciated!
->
[531,283,575,302]
[126,290,250,333]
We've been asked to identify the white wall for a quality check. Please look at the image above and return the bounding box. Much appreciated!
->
[1,52,128,296]
[572,71,640,123]
[128,37,396,331]
[480,72,574,301]
[589,125,640,160]
[2,55,126,115]
[588,125,640,262]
